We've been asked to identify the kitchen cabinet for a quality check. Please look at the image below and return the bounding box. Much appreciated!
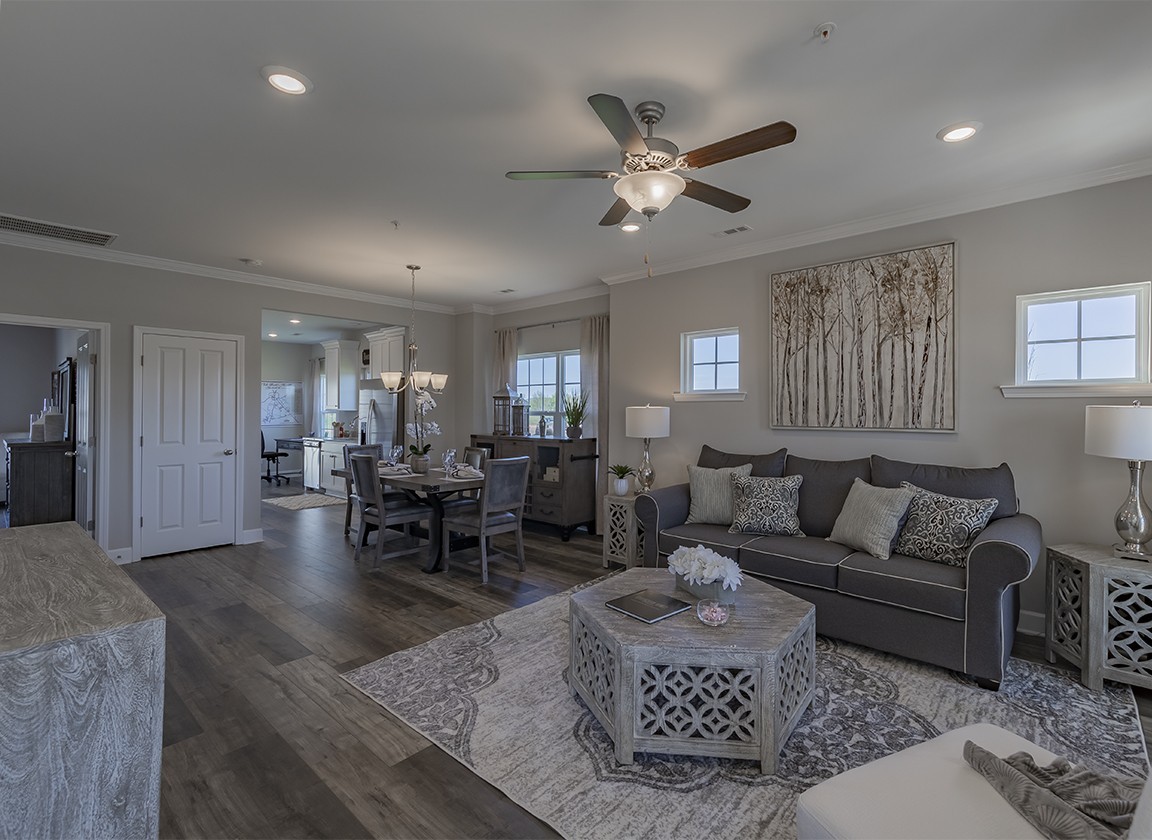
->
[319,440,350,497]
[4,438,74,527]
[322,340,360,411]
[364,327,407,381]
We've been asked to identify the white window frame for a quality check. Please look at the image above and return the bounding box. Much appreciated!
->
[516,350,580,434]
[674,327,747,402]
[1002,281,1152,398]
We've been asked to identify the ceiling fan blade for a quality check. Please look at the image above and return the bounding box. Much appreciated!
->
[682,179,752,213]
[506,170,616,180]
[587,94,649,155]
[682,121,797,169]
[598,198,631,227]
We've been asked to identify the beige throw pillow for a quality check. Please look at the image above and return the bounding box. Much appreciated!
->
[827,477,916,560]
[686,463,753,525]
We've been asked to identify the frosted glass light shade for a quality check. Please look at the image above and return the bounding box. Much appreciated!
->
[380,371,403,390]
[613,171,685,215]
[411,371,432,389]
[626,405,670,439]
[429,373,448,391]
[1085,404,1152,461]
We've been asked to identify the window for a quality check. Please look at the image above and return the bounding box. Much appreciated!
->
[676,328,745,401]
[516,350,580,436]
[1015,283,1150,387]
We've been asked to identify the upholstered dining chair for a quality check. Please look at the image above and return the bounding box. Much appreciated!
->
[440,455,530,583]
[341,444,384,536]
[458,446,489,500]
[348,453,429,567]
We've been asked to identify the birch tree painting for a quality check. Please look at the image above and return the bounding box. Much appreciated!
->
[770,243,954,431]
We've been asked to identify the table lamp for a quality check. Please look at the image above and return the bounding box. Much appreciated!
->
[626,405,670,493]
[1085,402,1152,560]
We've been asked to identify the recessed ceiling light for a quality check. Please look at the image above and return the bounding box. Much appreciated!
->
[267,332,278,338]
[261,65,313,95]
[289,319,301,324]
[936,121,982,143]
[619,221,642,233]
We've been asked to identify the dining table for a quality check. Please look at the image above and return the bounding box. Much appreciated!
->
[332,466,485,573]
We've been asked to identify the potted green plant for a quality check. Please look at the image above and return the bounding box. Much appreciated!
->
[563,390,589,439]
[609,463,635,496]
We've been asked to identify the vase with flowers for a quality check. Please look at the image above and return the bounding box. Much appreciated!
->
[405,391,442,474]
[667,544,743,606]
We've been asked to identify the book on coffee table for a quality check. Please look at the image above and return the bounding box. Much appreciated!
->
[604,589,692,624]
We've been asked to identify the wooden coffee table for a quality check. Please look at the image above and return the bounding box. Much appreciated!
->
[568,568,815,774]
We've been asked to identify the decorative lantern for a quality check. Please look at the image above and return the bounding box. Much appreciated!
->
[493,383,517,435]
[512,393,530,436]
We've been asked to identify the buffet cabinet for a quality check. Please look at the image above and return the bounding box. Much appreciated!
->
[4,439,74,527]
[470,434,597,540]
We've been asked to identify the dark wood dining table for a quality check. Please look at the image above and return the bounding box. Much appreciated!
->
[332,466,485,573]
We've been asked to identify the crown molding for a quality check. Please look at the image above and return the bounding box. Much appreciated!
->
[0,231,457,315]
[452,303,496,316]
[490,283,609,315]
[599,159,1152,285]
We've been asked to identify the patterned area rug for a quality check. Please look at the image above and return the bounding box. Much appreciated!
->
[262,493,345,510]
[343,586,1147,840]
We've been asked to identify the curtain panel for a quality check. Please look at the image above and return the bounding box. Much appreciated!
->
[580,314,609,532]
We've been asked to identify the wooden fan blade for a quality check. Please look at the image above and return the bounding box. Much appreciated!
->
[598,198,631,227]
[682,121,797,170]
[682,179,751,213]
[506,170,616,180]
[587,94,649,155]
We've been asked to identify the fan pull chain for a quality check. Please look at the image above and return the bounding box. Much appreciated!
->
[645,221,653,278]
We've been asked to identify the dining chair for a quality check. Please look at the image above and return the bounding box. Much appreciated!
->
[348,453,429,567]
[341,443,383,536]
[458,446,489,500]
[440,455,530,583]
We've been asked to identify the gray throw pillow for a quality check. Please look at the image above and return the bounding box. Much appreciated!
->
[827,478,916,560]
[697,444,788,477]
[686,463,753,525]
[895,482,999,567]
[729,474,805,536]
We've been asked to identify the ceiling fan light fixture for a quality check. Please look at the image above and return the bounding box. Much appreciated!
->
[613,170,686,216]
[619,220,642,233]
[936,121,982,143]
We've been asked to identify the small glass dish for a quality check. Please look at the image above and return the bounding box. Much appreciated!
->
[696,599,731,627]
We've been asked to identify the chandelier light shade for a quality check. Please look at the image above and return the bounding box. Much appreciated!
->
[380,264,448,396]
[613,170,686,217]
[626,404,671,493]
[1085,402,1152,559]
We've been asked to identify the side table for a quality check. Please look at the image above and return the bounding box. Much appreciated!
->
[1046,543,1152,690]
[602,494,644,568]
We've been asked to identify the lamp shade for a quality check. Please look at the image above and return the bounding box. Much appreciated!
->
[613,171,685,215]
[1085,404,1152,461]
[626,405,670,439]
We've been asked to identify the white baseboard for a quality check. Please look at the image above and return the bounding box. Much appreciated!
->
[239,528,263,545]
[106,546,136,564]
[1017,609,1045,637]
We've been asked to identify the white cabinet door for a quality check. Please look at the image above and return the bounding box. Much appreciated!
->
[321,341,359,410]
[365,328,406,381]
[319,442,348,496]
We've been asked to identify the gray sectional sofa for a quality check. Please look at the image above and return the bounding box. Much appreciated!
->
[633,446,1043,689]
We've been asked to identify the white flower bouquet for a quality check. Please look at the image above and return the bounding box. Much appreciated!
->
[667,544,744,592]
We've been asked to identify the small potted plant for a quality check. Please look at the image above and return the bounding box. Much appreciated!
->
[563,390,589,439]
[609,464,635,496]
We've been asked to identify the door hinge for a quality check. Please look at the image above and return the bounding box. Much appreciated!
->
[141,354,145,366]
[140,516,143,527]
[90,354,97,365]
[140,436,144,447]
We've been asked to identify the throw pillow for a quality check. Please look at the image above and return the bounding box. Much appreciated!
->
[729,474,805,536]
[870,455,1019,520]
[895,482,999,567]
[686,463,753,525]
[826,478,916,560]
[697,444,788,477]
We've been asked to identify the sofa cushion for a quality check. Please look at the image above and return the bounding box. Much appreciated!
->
[729,474,805,536]
[740,535,855,590]
[837,551,967,620]
[827,478,916,560]
[657,524,758,561]
[686,463,753,525]
[698,444,787,477]
[895,482,999,567]
[871,455,1018,520]
[785,455,873,538]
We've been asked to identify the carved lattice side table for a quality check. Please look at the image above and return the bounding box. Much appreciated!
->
[1046,543,1152,690]
[602,494,644,568]
[568,568,815,774]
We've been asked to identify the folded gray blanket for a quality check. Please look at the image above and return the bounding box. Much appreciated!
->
[964,740,1145,839]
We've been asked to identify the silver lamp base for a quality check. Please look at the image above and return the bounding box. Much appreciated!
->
[636,438,655,493]
[1112,460,1152,561]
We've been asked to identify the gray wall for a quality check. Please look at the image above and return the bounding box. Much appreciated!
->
[0,325,60,433]
[260,340,313,475]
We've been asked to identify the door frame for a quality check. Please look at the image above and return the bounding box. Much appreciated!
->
[132,326,247,560]
[0,312,111,550]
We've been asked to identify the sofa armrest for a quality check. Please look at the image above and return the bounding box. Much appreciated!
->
[966,513,1043,588]
[633,483,691,567]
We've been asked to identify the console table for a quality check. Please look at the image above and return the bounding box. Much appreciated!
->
[1046,542,1152,690]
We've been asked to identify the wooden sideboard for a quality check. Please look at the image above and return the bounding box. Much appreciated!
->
[470,434,597,540]
[3,438,74,526]
[0,522,165,838]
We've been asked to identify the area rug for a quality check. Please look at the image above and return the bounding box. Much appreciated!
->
[343,585,1147,840]
[262,493,345,510]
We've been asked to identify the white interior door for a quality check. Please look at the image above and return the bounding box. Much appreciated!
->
[74,332,94,536]
[140,333,237,557]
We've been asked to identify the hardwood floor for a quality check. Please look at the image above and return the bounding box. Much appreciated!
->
[125,482,1152,839]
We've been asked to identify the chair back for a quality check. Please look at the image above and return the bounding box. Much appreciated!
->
[479,456,530,517]
[343,443,384,468]
[261,430,268,455]
[462,446,488,471]
[349,453,385,512]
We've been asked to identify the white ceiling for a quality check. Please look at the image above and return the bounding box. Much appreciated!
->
[2,1,1151,310]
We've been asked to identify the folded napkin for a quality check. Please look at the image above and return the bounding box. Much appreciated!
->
[446,464,484,479]
[378,463,414,475]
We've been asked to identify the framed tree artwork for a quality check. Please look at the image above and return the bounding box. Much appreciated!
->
[770,242,955,431]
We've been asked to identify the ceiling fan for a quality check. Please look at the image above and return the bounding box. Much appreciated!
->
[506,94,796,226]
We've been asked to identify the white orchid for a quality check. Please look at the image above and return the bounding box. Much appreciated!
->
[667,545,744,591]
[406,391,442,455]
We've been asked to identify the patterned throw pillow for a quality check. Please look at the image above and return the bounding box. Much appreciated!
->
[894,482,999,567]
[686,463,754,525]
[728,474,805,536]
[827,478,916,560]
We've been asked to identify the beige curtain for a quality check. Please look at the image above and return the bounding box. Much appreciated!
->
[493,327,518,393]
[580,314,609,533]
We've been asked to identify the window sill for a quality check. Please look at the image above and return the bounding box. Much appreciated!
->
[672,391,747,403]
[999,383,1152,399]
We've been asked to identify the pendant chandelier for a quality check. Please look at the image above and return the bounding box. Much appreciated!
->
[380,264,447,395]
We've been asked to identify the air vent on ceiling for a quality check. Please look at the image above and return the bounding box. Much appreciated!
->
[711,225,753,238]
[0,213,118,247]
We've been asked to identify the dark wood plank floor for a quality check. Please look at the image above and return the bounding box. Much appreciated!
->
[125,482,1152,839]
